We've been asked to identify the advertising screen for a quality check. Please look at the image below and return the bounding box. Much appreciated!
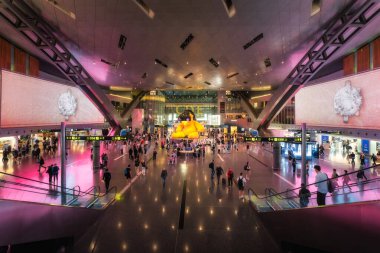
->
[295,69,380,130]
[0,70,104,128]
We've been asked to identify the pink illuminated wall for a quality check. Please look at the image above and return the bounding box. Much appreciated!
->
[295,69,380,129]
[0,70,104,128]
[131,108,144,131]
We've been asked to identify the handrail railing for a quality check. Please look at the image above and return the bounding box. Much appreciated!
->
[0,171,81,194]
[249,163,380,200]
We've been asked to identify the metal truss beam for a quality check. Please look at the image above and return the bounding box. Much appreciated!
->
[121,91,148,119]
[0,0,121,128]
[253,0,380,130]
[235,91,258,120]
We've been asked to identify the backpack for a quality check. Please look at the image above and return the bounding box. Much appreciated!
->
[237,177,244,188]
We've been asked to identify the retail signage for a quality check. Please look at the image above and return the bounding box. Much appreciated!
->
[245,137,311,142]
[362,139,370,154]
[295,69,380,130]
[66,136,128,141]
[321,135,329,144]
[0,70,104,128]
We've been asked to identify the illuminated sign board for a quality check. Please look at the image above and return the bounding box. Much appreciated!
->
[66,136,128,141]
[244,137,311,142]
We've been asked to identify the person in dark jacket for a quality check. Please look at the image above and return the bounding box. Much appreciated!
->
[103,169,112,193]
[298,183,311,208]
[161,168,168,187]
[124,165,132,182]
[38,156,45,172]
[216,166,224,185]
[46,164,53,183]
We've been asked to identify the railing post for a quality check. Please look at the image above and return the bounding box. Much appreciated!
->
[301,123,307,185]
[60,121,66,205]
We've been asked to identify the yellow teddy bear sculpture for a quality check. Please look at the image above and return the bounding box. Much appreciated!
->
[171,110,205,139]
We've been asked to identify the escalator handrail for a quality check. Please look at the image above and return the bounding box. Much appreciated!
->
[250,163,380,200]
[0,171,81,193]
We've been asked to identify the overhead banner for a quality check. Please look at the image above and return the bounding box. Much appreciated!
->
[0,70,104,128]
[295,69,380,130]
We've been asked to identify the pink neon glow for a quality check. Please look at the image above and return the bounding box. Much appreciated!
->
[295,69,380,129]
[0,70,104,128]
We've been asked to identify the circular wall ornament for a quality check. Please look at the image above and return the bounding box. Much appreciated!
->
[58,90,77,120]
[334,80,362,123]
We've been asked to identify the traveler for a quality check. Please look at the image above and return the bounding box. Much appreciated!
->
[356,166,368,182]
[153,149,157,160]
[371,153,377,166]
[314,165,328,206]
[298,183,311,208]
[52,164,59,185]
[227,168,234,187]
[342,170,352,191]
[124,164,132,182]
[216,166,224,185]
[243,162,250,171]
[141,161,147,175]
[292,158,297,173]
[350,152,356,165]
[128,147,133,160]
[360,153,365,166]
[46,164,53,183]
[237,173,247,199]
[161,168,168,187]
[38,156,45,172]
[208,160,215,180]
[331,169,339,189]
[103,169,112,193]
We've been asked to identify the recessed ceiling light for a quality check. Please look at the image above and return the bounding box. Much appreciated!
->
[186,61,189,65]
[281,60,284,64]
[124,61,127,65]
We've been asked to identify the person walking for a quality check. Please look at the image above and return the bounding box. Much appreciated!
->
[141,161,147,176]
[38,156,45,172]
[371,153,377,166]
[298,183,311,208]
[331,169,339,190]
[52,163,59,185]
[124,164,132,183]
[227,168,234,187]
[216,166,224,185]
[128,147,133,160]
[237,173,247,199]
[103,168,112,193]
[342,170,352,191]
[356,166,368,182]
[243,162,250,171]
[314,165,328,206]
[292,158,297,173]
[153,149,157,160]
[208,160,215,180]
[46,164,53,184]
[161,168,168,187]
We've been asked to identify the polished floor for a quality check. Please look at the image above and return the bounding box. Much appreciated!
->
[2,141,380,252]
[72,146,280,253]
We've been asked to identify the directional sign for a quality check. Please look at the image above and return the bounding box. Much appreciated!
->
[66,136,128,141]
[245,137,311,143]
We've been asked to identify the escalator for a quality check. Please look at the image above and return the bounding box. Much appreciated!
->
[247,164,380,253]
[0,171,116,250]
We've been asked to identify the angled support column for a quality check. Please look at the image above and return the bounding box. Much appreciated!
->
[121,91,148,120]
[236,91,258,121]
[253,0,380,130]
[0,0,121,128]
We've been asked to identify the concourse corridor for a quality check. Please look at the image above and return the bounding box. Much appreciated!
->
[73,148,280,253]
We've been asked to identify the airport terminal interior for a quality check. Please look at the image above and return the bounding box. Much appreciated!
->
[1,0,380,252]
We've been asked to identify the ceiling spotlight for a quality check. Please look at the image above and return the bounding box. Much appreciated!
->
[124,61,127,65]
[186,61,189,65]
[281,60,284,64]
